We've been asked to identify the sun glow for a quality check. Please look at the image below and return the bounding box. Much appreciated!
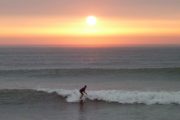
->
[86,16,97,26]
[0,17,180,37]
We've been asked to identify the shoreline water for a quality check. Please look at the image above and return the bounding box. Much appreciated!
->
[0,89,180,120]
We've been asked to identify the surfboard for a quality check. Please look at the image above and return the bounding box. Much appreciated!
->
[80,95,87,103]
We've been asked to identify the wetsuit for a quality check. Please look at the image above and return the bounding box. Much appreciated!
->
[79,87,86,94]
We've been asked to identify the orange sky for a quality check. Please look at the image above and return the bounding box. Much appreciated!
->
[0,0,180,47]
[0,16,180,36]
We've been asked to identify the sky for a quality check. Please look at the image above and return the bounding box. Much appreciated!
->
[0,0,180,47]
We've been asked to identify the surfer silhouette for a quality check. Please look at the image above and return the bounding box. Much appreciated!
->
[79,85,87,100]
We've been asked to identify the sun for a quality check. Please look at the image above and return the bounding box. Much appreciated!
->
[86,16,97,26]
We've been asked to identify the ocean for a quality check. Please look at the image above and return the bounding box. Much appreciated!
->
[0,46,180,120]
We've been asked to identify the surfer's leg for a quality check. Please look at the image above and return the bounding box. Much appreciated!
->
[80,92,83,99]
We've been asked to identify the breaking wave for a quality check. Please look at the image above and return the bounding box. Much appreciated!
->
[38,88,180,105]
[0,89,180,105]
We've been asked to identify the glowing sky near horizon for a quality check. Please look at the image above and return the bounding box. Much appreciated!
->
[0,0,180,47]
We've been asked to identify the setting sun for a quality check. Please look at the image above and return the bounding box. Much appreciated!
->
[86,16,97,26]
[0,1,180,47]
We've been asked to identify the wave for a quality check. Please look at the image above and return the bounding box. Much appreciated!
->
[0,67,180,77]
[38,89,180,105]
[0,89,62,105]
[0,89,179,105]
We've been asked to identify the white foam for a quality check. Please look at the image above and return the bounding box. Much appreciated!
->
[37,88,180,105]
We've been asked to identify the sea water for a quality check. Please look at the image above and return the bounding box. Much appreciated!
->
[0,46,180,120]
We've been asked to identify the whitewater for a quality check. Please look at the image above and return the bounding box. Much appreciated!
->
[38,88,180,105]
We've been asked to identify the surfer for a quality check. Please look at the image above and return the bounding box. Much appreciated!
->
[79,85,87,100]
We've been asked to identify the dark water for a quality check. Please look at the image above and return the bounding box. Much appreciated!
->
[0,46,180,120]
[0,47,180,70]
[0,47,180,90]
[0,89,179,120]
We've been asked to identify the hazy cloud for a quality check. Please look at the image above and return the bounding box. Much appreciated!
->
[0,0,179,19]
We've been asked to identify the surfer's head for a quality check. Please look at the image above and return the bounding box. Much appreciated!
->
[84,85,87,88]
